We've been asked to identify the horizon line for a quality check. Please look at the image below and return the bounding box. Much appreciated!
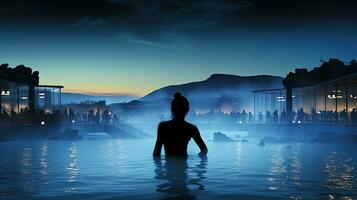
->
[62,90,142,97]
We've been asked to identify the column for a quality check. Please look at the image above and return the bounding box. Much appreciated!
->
[286,87,293,124]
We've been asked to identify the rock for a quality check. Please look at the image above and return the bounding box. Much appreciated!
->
[258,139,265,146]
[213,132,234,142]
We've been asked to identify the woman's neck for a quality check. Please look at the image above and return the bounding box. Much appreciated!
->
[172,117,185,122]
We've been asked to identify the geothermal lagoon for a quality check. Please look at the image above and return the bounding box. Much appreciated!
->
[0,131,356,200]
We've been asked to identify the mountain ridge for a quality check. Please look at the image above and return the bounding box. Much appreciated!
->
[62,92,137,104]
[141,73,283,102]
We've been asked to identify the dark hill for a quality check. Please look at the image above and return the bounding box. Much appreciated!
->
[141,73,283,102]
[111,73,283,133]
[114,74,283,115]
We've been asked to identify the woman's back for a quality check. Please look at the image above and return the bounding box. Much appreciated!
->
[153,92,207,157]
[158,120,199,156]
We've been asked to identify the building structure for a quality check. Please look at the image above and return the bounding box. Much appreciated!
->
[0,64,63,118]
[253,59,357,125]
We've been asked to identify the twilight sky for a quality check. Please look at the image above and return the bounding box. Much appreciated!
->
[0,0,357,96]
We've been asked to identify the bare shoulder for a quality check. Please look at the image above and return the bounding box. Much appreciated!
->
[184,121,198,131]
[158,120,171,129]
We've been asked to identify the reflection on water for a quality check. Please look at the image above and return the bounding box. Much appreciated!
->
[20,146,37,195]
[191,156,207,191]
[154,156,207,200]
[289,145,301,187]
[268,145,287,191]
[324,151,354,199]
[287,145,302,200]
[1,139,357,199]
[114,140,126,175]
[235,142,242,172]
[21,147,33,176]
[40,141,49,177]
[267,145,304,199]
[66,142,79,192]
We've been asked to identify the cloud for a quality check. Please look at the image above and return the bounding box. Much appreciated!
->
[72,16,109,28]
[118,31,192,49]
[1,0,357,48]
[65,0,251,49]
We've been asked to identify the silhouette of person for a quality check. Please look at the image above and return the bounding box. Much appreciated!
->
[153,92,208,157]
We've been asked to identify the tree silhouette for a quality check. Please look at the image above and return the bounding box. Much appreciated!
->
[283,58,357,88]
[0,63,39,85]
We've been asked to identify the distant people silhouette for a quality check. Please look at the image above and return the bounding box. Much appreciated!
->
[153,92,208,157]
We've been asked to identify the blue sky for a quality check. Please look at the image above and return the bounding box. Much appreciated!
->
[0,0,356,96]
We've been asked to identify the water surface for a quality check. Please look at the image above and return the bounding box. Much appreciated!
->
[0,137,356,199]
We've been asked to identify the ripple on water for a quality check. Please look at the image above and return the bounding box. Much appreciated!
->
[0,139,356,199]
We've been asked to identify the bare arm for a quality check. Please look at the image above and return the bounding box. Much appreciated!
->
[192,126,208,155]
[153,123,163,156]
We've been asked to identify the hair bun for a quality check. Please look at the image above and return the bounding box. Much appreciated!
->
[174,92,182,99]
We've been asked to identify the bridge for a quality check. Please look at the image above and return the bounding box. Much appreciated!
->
[59,118,151,138]
[68,122,150,138]
[0,119,151,140]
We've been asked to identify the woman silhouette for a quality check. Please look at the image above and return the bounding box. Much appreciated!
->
[153,92,208,157]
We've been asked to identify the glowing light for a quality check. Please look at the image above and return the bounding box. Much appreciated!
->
[238,121,242,124]
[276,97,284,99]
[41,121,45,126]
[327,95,342,99]
[72,120,75,123]
[39,96,45,99]
[298,120,301,124]
[1,91,10,96]
[39,93,45,96]
[21,96,28,100]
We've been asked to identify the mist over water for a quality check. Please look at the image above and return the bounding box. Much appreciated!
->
[110,74,283,135]
[0,137,356,200]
